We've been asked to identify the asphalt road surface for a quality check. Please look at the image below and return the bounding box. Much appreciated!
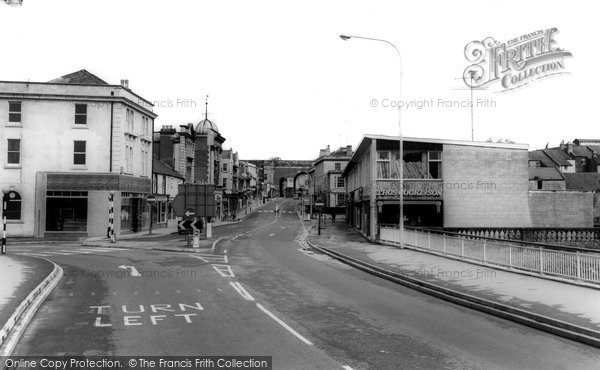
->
[9,199,600,369]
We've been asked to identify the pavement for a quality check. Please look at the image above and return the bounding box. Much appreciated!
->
[307,220,600,347]
[0,254,55,352]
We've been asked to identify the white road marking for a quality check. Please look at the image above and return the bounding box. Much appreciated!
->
[212,264,235,278]
[196,289,202,293]
[256,303,313,346]
[342,366,354,370]
[176,290,181,294]
[61,249,92,254]
[118,265,141,277]
[91,292,96,296]
[45,251,74,256]
[189,254,228,264]
[268,233,275,237]
[155,291,160,295]
[68,292,74,297]
[21,253,50,257]
[133,291,138,295]
[229,282,255,301]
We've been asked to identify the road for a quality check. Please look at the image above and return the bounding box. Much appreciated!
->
[9,198,600,369]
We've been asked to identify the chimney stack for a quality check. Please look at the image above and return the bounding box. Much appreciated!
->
[120,79,129,89]
[346,145,353,155]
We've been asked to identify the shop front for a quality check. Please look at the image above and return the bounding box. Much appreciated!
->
[36,172,151,237]
[376,180,443,228]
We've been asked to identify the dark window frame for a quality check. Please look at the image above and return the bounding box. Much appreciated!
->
[8,101,22,123]
[7,138,20,164]
[73,140,86,165]
[74,104,87,125]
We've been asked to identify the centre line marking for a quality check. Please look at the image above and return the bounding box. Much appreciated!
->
[229,282,255,301]
[256,303,313,346]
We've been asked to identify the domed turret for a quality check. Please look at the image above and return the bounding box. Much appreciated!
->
[195,95,219,134]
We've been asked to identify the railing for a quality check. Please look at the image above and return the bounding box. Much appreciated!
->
[379,226,600,286]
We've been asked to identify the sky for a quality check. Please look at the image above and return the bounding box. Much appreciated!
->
[0,0,596,160]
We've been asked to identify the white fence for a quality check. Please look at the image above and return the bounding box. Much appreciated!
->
[380,227,600,285]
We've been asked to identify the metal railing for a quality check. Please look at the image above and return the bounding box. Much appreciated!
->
[379,226,600,286]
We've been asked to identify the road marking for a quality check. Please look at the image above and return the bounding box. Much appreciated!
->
[68,292,74,297]
[189,254,228,264]
[176,290,181,294]
[212,264,235,278]
[342,366,354,370]
[61,249,92,254]
[229,282,255,301]
[118,265,141,277]
[45,251,73,256]
[155,291,160,295]
[268,233,275,237]
[91,292,96,296]
[256,303,313,345]
[21,253,49,257]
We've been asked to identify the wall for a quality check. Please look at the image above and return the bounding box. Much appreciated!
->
[443,144,532,228]
[528,191,593,227]
[528,180,566,191]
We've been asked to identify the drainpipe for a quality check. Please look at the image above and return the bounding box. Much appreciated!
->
[109,102,114,172]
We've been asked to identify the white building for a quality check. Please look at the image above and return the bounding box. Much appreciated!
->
[0,69,156,237]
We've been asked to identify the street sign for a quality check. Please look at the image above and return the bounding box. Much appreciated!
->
[314,202,324,207]
[172,184,215,218]
[146,195,157,204]
[184,207,195,218]
[178,217,203,232]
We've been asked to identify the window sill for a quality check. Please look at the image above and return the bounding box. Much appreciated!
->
[5,123,22,128]
[3,164,22,169]
[4,220,24,224]
[71,125,89,129]
[70,166,88,170]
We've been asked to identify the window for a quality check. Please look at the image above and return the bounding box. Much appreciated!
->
[75,104,87,125]
[9,102,21,123]
[335,163,341,171]
[428,151,442,179]
[337,193,345,205]
[73,140,86,165]
[7,139,20,164]
[126,109,134,132]
[537,180,543,190]
[222,163,227,171]
[4,191,22,220]
[222,178,227,187]
[336,176,345,188]
[377,151,390,178]
[126,145,134,173]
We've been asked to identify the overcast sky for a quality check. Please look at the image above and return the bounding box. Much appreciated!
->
[0,0,595,160]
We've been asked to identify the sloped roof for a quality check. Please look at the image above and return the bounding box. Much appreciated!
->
[528,167,565,181]
[529,150,559,167]
[153,158,184,179]
[48,69,109,85]
[571,146,594,158]
[587,146,600,155]
[542,148,573,166]
[563,173,600,191]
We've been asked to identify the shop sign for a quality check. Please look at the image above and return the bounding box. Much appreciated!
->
[376,181,442,199]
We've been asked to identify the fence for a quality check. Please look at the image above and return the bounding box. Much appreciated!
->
[379,226,600,286]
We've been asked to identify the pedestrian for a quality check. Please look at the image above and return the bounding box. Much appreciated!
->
[331,213,336,223]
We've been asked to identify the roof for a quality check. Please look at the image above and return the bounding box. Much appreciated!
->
[542,148,573,166]
[529,150,559,167]
[587,146,600,155]
[222,149,232,159]
[343,135,529,177]
[48,69,109,85]
[195,118,219,134]
[563,173,600,191]
[574,139,600,146]
[571,146,594,158]
[153,158,184,179]
[528,167,565,181]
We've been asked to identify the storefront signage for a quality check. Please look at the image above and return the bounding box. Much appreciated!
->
[47,173,151,193]
[376,181,442,199]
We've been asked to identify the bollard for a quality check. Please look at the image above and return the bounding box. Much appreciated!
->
[206,222,212,238]
[192,230,200,248]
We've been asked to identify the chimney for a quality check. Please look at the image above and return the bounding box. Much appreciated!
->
[158,125,176,166]
[559,140,566,151]
[566,142,574,155]
[346,145,353,155]
[120,79,129,89]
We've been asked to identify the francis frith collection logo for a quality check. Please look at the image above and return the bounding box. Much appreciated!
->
[463,28,572,91]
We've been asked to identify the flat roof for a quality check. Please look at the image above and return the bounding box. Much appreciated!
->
[343,134,529,177]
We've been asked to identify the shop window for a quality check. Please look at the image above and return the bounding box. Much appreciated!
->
[8,101,21,123]
[73,140,86,165]
[428,151,442,179]
[7,139,20,164]
[4,191,22,220]
[45,192,88,231]
[75,104,87,125]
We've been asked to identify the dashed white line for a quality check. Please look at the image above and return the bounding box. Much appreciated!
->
[256,303,313,346]
[229,282,255,301]
[342,366,354,370]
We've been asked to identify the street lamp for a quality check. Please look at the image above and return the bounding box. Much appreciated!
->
[339,34,404,247]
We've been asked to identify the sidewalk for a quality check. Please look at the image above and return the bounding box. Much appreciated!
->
[0,254,55,349]
[307,221,600,345]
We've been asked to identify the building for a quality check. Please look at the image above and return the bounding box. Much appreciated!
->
[311,145,353,212]
[343,135,594,242]
[0,69,156,237]
[152,158,184,227]
[153,124,195,183]
[529,139,600,173]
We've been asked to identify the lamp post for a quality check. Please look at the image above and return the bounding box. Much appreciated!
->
[340,34,404,247]
[1,190,8,254]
